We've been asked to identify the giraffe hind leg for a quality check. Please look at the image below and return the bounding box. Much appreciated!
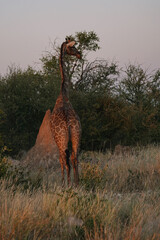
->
[71,147,79,186]
[59,150,71,187]
[53,123,70,186]
[70,132,80,185]
[60,159,65,187]
[65,149,70,170]
[65,149,71,186]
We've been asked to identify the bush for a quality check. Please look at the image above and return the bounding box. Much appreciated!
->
[0,146,11,179]
[7,165,43,192]
[0,147,43,192]
[80,162,108,191]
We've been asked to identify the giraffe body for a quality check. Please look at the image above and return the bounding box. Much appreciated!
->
[50,39,81,186]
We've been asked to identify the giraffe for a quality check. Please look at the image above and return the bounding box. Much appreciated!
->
[50,38,81,186]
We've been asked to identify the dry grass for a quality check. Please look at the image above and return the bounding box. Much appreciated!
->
[0,145,160,239]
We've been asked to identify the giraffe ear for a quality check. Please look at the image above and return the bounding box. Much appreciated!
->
[66,41,76,47]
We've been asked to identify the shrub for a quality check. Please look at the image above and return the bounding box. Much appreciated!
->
[8,165,43,192]
[0,147,43,192]
[0,146,11,179]
[80,162,108,191]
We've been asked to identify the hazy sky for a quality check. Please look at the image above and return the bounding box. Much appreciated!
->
[0,0,160,75]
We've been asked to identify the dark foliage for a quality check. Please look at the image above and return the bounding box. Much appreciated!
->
[0,31,160,155]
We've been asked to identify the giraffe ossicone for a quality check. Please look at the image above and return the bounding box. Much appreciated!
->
[66,41,76,47]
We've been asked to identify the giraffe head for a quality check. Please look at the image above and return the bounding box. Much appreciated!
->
[61,38,81,59]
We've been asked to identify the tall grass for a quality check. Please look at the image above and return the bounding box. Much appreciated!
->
[0,145,160,239]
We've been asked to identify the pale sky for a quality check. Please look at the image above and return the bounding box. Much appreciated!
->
[0,0,160,76]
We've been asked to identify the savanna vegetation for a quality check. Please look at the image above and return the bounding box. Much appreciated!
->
[0,31,160,155]
[0,145,160,239]
[0,31,160,239]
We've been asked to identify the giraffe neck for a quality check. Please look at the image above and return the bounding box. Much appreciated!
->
[60,44,69,98]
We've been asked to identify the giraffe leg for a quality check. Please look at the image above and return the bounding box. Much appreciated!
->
[65,149,71,186]
[65,159,71,186]
[71,136,80,186]
[70,123,81,186]
[71,150,79,186]
[60,159,64,186]
[60,150,70,186]
[51,120,69,187]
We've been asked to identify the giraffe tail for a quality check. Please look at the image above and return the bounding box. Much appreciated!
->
[65,149,70,170]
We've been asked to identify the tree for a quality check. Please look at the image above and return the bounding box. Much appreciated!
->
[40,31,100,88]
[148,70,160,108]
[118,65,160,144]
[75,60,119,95]
[119,64,150,107]
[0,66,57,154]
